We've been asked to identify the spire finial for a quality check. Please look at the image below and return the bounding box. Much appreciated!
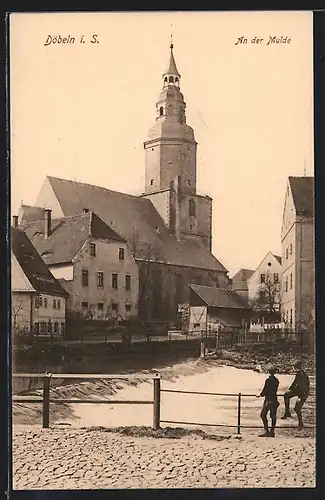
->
[170,26,173,49]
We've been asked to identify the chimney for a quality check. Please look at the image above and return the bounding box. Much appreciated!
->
[82,208,89,213]
[44,209,52,238]
[12,215,18,228]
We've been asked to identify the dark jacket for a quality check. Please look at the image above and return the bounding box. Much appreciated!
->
[289,370,310,398]
[260,375,279,401]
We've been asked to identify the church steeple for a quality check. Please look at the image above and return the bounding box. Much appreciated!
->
[163,39,181,87]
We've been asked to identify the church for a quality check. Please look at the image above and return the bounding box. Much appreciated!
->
[16,41,231,322]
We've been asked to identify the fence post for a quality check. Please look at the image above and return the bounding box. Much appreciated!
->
[153,376,161,430]
[42,374,51,428]
[237,392,241,435]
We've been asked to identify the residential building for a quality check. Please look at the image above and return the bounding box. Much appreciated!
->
[11,226,68,336]
[188,284,251,334]
[247,252,282,313]
[281,176,315,331]
[17,42,231,321]
[17,210,139,321]
[231,269,254,296]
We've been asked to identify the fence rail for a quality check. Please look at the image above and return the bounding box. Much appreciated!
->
[12,373,315,434]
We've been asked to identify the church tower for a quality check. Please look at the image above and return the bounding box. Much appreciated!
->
[142,40,213,250]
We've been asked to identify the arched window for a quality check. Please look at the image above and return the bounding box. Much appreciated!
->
[189,199,196,217]
[175,77,179,84]
[159,106,163,116]
[169,76,174,83]
[164,77,168,84]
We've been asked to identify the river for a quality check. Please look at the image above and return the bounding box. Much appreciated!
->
[66,363,298,431]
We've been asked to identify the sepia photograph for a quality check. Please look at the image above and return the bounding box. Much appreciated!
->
[9,10,315,490]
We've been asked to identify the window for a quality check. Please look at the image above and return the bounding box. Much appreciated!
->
[290,273,293,290]
[285,248,289,259]
[97,271,104,288]
[48,320,52,334]
[194,323,200,328]
[53,299,57,309]
[90,243,96,257]
[40,322,46,334]
[35,297,39,309]
[34,323,39,335]
[82,269,89,287]
[119,248,125,261]
[125,304,131,313]
[112,303,118,312]
[81,301,89,309]
[44,298,48,309]
[112,273,118,289]
[273,273,279,283]
[97,302,104,311]
[57,299,61,310]
[289,243,293,255]
[285,277,288,293]
[290,309,293,324]
[260,274,266,284]
[169,76,174,83]
[54,322,59,334]
[188,180,191,186]
[39,296,43,307]
[61,323,65,336]
[189,199,196,217]
[125,274,131,291]
[159,106,163,116]
[150,179,154,185]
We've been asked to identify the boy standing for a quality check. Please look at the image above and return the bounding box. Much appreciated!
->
[258,366,279,437]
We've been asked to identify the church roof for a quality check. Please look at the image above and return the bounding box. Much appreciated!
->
[37,176,227,272]
[189,284,250,309]
[164,44,180,77]
[289,176,314,217]
[20,211,125,266]
[11,227,68,297]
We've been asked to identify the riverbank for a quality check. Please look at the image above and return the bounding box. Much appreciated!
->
[12,425,315,489]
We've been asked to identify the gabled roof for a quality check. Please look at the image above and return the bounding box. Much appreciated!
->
[18,205,45,224]
[189,284,250,309]
[289,176,314,217]
[11,253,36,292]
[20,211,125,266]
[39,176,227,272]
[231,268,254,282]
[11,227,68,297]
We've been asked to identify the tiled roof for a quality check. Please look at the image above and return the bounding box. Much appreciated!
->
[11,227,68,297]
[208,310,243,328]
[189,284,250,309]
[20,212,125,266]
[11,253,36,292]
[289,176,314,217]
[231,268,254,282]
[43,176,227,272]
[18,205,46,224]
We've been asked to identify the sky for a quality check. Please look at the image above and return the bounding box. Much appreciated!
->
[9,11,314,277]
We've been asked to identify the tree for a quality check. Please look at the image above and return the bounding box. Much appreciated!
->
[128,229,168,320]
[250,272,281,322]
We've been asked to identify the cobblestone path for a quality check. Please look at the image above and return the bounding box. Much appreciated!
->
[12,425,315,489]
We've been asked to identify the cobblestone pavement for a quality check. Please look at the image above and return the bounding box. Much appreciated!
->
[12,425,315,489]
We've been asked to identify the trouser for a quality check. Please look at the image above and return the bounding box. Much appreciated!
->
[260,399,279,432]
[283,390,308,424]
